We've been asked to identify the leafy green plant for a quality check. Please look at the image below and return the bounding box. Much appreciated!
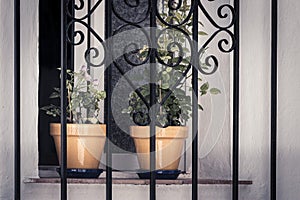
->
[124,82,191,127]
[122,1,220,127]
[41,66,106,124]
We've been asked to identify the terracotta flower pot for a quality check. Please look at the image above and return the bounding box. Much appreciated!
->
[131,126,188,170]
[50,123,106,169]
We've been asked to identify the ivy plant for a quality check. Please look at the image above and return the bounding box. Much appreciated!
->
[41,66,106,124]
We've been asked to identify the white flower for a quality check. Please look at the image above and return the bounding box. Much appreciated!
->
[84,73,92,81]
[93,79,99,86]
[81,65,87,72]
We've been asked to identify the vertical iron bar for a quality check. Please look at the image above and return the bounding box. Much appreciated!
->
[183,141,187,172]
[233,0,240,200]
[60,0,68,199]
[192,1,199,200]
[87,0,91,71]
[14,0,21,199]
[87,0,92,117]
[271,0,277,199]
[70,1,75,71]
[150,1,157,200]
[105,1,112,200]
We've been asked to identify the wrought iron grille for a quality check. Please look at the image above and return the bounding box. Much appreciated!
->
[13,0,278,200]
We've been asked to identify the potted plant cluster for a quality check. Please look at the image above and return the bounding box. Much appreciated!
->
[41,66,106,178]
[122,1,220,179]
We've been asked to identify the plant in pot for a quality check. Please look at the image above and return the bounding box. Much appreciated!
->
[122,1,220,179]
[41,66,106,178]
[123,68,219,179]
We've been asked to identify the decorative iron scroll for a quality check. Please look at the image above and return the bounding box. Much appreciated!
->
[65,0,237,149]
[198,0,236,75]
[66,0,107,67]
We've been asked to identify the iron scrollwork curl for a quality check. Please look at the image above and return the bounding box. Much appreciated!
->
[73,0,85,10]
[112,0,151,25]
[66,19,107,67]
[125,0,140,7]
[197,51,219,75]
[200,29,236,54]
[67,0,104,21]
[217,30,236,53]
[66,22,85,46]
[197,34,235,75]
[156,0,195,28]
[198,0,236,29]
[112,24,151,67]
[85,46,106,67]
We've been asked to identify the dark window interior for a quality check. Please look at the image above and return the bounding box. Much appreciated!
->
[38,0,61,165]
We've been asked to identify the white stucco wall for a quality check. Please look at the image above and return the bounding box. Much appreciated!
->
[0,0,14,198]
[1,0,300,199]
[277,1,300,199]
[239,0,271,199]
[0,0,39,199]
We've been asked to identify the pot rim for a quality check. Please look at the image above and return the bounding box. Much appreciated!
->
[50,123,106,137]
[130,126,188,138]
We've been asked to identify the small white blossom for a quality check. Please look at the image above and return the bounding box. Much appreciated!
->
[93,79,99,86]
[81,65,87,72]
[84,73,92,81]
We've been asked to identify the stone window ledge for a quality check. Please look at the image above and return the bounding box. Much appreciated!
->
[24,178,252,185]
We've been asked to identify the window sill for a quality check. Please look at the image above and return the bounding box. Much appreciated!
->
[24,177,252,185]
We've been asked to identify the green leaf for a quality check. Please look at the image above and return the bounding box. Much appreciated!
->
[53,87,60,92]
[198,104,204,111]
[161,83,169,89]
[198,31,208,36]
[49,92,60,99]
[200,82,209,91]
[210,88,221,95]
[166,67,173,73]
[200,90,207,96]
[162,73,170,81]
[174,13,182,20]
[121,109,129,114]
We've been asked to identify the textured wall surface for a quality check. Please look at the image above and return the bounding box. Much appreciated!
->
[1,0,300,199]
[0,0,14,198]
[277,1,300,199]
[239,0,271,199]
[0,0,39,199]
